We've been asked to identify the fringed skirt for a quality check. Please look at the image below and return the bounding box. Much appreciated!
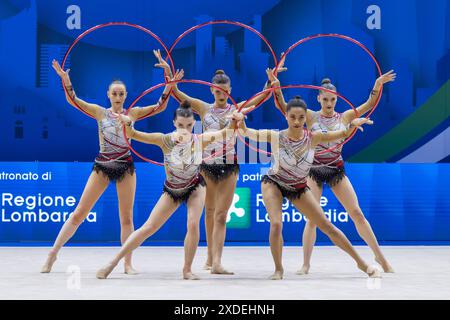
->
[163,175,206,204]
[92,155,135,182]
[309,165,346,188]
[262,175,309,201]
[200,163,240,183]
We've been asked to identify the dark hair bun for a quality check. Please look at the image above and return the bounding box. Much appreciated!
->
[174,100,194,120]
[286,95,307,112]
[180,100,191,109]
[321,78,332,85]
[215,69,226,75]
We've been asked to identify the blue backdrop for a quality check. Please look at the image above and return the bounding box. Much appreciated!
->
[0,0,449,245]
[1,163,449,245]
[0,0,448,163]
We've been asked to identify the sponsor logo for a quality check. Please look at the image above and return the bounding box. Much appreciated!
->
[226,188,251,228]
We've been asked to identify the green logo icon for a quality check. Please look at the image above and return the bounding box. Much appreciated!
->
[226,188,251,228]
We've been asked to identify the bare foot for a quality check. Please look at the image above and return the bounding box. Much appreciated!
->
[269,270,284,280]
[211,265,234,275]
[375,257,395,273]
[183,271,200,280]
[40,253,57,273]
[296,265,310,275]
[124,265,139,275]
[96,263,116,279]
[366,264,382,278]
[203,263,212,271]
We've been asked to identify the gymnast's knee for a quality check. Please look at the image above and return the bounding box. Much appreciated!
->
[69,208,87,226]
[120,213,134,228]
[214,210,228,225]
[304,219,317,230]
[141,223,157,236]
[318,220,337,237]
[187,218,200,233]
[349,208,366,224]
[270,219,283,234]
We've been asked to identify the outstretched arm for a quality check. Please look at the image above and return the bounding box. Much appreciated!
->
[128,69,184,121]
[153,49,208,118]
[118,115,164,148]
[343,70,396,123]
[267,56,314,123]
[311,118,374,146]
[269,54,288,113]
[52,59,104,120]
[237,77,273,111]
[232,112,277,144]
